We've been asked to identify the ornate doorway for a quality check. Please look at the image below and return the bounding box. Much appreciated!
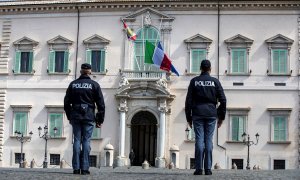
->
[131,111,157,166]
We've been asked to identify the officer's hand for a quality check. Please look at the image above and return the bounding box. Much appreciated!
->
[188,121,192,128]
[96,122,102,128]
[217,120,223,128]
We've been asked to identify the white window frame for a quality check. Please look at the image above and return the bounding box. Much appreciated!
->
[184,34,212,75]
[265,34,293,76]
[227,107,250,143]
[83,34,110,75]
[10,105,32,136]
[224,34,253,76]
[267,108,291,143]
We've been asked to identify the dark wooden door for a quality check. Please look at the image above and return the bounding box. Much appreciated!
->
[131,111,157,166]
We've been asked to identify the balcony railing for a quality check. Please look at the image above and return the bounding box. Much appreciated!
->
[121,70,166,81]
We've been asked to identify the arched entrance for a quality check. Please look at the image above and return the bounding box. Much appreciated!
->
[131,111,157,166]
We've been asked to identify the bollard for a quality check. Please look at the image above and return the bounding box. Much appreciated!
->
[60,159,66,169]
[23,159,28,168]
[142,160,149,169]
[30,159,36,168]
[169,162,174,169]
[214,163,221,169]
[253,165,257,170]
[232,163,237,169]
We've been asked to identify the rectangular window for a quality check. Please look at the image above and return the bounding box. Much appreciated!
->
[91,124,101,139]
[232,159,243,169]
[49,113,63,137]
[14,51,33,73]
[86,50,105,73]
[231,48,246,73]
[272,49,287,74]
[48,50,69,73]
[50,154,60,165]
[274,160,285,169]
[14,112,28,134]
[89,155,97,167]
[231,116,246,141]
[191,49,206,73]
[273,116,287,141]
[15,153,25,164]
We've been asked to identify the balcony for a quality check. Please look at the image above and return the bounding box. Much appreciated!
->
[121,70,167,81]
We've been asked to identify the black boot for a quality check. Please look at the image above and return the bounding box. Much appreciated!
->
[193,169,203,175]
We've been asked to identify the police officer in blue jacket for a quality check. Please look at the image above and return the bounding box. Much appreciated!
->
[185,60,226,175]
[64,63,105,175]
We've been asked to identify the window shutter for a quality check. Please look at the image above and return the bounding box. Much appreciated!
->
[86,49,92,64]
[238,116,245,141]
[278,116,286,141]
[49,114,56,137]
[48,50,55,73]
[14,112,27,134]
[279,50,287,74]
[28,51,33,73]
[274,117,280,141]
[63,51,69,73]
[14,51,21,73]
[232,50,239,73]
[100,50,105,73]
[232,116,239,141]
[272,50,280,73]
[239,50,246,73]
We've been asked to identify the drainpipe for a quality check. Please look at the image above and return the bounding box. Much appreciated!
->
[216,0,227,169]
[74,6,80,79]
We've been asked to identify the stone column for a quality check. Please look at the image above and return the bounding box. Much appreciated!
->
[115,98,128,167]
[155,100,167,168]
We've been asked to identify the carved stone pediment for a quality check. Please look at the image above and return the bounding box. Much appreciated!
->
[184,34,212,50]
[83,34,110,45]
[13,36,38,50]
[225,34,254,44]
[265,34,294,49]
[122,7,174,22]
[13,36,38,46]
[47,35,73,45]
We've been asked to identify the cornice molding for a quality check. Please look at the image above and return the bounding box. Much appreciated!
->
[0,2,299,14]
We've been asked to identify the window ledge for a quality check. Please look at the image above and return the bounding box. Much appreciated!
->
[48,73,70,75]
[267,73,291,76]
[226,73,250,76]
[184,139,195,143]
[10,135,32,138]
[267,141,291,144]
[91,72,107,76]
[185,72,199,76]
[226,140,245,144]
[91,138,103,140]
[13,73,35,75]
[51,137,66,139]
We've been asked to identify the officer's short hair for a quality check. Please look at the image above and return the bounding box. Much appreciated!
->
[81,63,92,70]
[200,60,211,71]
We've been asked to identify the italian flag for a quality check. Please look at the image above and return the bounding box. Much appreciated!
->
[145,41,179,76]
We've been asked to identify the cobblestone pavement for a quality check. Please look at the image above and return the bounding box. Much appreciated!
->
[0,167,300,180]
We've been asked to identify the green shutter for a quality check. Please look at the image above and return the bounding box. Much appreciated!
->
[28,51,33,73]
[14,51,21,73]
[63,51,69,73]
[232,50,239,73]
[272,50,280,73]
[86,49,92,64]
[100,50,105,73]
[14,112,27,134]
[48,50,55,73]
[191,49,206,73]
[238,116,245,141]
[279,50,287,74]
[232,116,239,141]
[239,50,246,73]
[274,116,286,141]
[49,115,56,137]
